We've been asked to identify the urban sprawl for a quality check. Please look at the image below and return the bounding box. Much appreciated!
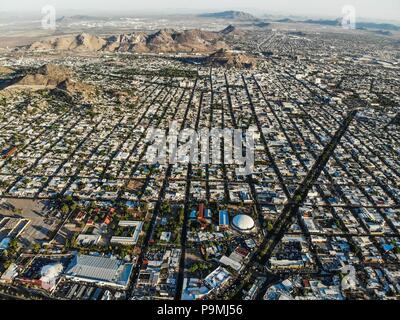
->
[0,16,400,301]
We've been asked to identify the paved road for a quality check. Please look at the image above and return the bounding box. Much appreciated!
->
[228,107,358,298]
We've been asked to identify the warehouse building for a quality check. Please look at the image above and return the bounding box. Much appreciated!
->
[64,253,133,289]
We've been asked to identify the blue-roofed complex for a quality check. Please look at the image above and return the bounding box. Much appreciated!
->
[219,210,229,227]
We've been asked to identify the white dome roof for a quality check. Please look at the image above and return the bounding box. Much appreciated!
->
[232,214,255,231]
[41,263,63,278]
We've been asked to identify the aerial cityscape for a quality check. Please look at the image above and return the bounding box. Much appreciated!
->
[0,0,400,304]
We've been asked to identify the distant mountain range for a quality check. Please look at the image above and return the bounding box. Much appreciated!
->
[198,11,258,21]
[303,18,341,26]
[56,15,105,23]
[27,28,234,53]
[355,21,400,31]
[278,17,400,32]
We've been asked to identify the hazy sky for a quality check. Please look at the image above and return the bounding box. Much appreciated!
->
[1,0,399,22]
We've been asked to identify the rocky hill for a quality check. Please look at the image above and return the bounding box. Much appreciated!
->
[219,25,245,36]
[205,49,257,69]
[28,29,230,53]
[17,64,72,87]
[145,29,227,53]
[0,66,14,75]
[13,64,96,99]
[29,33,107,52]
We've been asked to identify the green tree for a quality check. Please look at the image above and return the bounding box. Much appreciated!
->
[61,204,69,215]
[32,243,41,253]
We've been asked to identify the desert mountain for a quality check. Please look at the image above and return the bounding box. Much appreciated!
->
[0,66,14,75]
[199,11,258,21]
[205,49,257,69]
[16,64,72,87]
[30,33,107,52]
[12,64,96,99]
[220,25,236,35]
[144,29,226,53]
[28,29,230,53]
[219,25,246,36]
[55,78,96,100]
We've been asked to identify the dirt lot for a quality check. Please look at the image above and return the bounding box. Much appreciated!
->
[0,198,59,246]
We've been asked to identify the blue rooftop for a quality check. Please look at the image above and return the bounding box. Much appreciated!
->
[190,210,197,219]
[219,210,229,226]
